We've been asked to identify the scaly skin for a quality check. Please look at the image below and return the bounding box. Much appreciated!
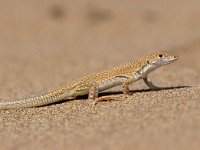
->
[0,51,178,109]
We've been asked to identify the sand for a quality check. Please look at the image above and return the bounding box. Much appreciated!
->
[0,0,200,150]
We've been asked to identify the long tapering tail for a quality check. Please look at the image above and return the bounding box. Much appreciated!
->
[0,89,71,109]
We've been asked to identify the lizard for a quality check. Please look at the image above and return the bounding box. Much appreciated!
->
[0,51,178,109]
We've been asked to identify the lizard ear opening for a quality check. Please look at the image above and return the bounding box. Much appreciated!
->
[147,60,150,64]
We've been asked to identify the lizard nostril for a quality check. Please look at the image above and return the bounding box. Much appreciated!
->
[174,56,178,59]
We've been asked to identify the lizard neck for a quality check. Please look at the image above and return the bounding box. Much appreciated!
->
[138,63,159,78]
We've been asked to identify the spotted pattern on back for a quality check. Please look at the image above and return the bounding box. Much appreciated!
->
[60,50,172,90]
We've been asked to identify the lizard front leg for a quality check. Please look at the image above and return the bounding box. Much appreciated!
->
[143,76,160,90]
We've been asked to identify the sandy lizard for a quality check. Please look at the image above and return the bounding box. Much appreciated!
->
[0,51,178,109]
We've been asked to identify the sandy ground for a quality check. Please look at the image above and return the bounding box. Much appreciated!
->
[0,0,200,150]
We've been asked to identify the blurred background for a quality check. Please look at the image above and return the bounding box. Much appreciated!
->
[1,0,200,54]
[0,0,200,150]
[0,0,200,98]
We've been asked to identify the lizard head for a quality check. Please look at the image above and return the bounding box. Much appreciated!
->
[139,51,178,77]
[147,51,178,67]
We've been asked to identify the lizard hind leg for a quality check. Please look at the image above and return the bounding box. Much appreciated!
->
[88,84,119,105]
[88,85,99,100]
[93,96,120,105]
[121,75,135,95]
[90,75,134,105]
[122,81,131,95]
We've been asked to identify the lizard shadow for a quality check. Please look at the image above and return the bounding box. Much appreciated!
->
[51,85,190,106]
[97,85,190,96]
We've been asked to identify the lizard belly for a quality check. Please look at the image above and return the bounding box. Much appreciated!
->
[98,77,126,92]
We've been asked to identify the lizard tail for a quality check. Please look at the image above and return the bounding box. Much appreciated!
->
[0,89,71,109]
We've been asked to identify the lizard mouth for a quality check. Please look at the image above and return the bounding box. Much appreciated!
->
[170,55,178,62]
[173,55,178,60]
[163,55,178,65]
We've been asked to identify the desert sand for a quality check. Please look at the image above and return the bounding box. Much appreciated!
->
[0,0,200,150]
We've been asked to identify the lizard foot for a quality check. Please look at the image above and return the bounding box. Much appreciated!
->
[93,96,120,105]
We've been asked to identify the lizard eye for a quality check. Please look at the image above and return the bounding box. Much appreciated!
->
[158,54,163,58]
[147,60,150,64]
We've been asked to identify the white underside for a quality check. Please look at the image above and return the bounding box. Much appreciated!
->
[98,77,126,91]
[98,72,141,92]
